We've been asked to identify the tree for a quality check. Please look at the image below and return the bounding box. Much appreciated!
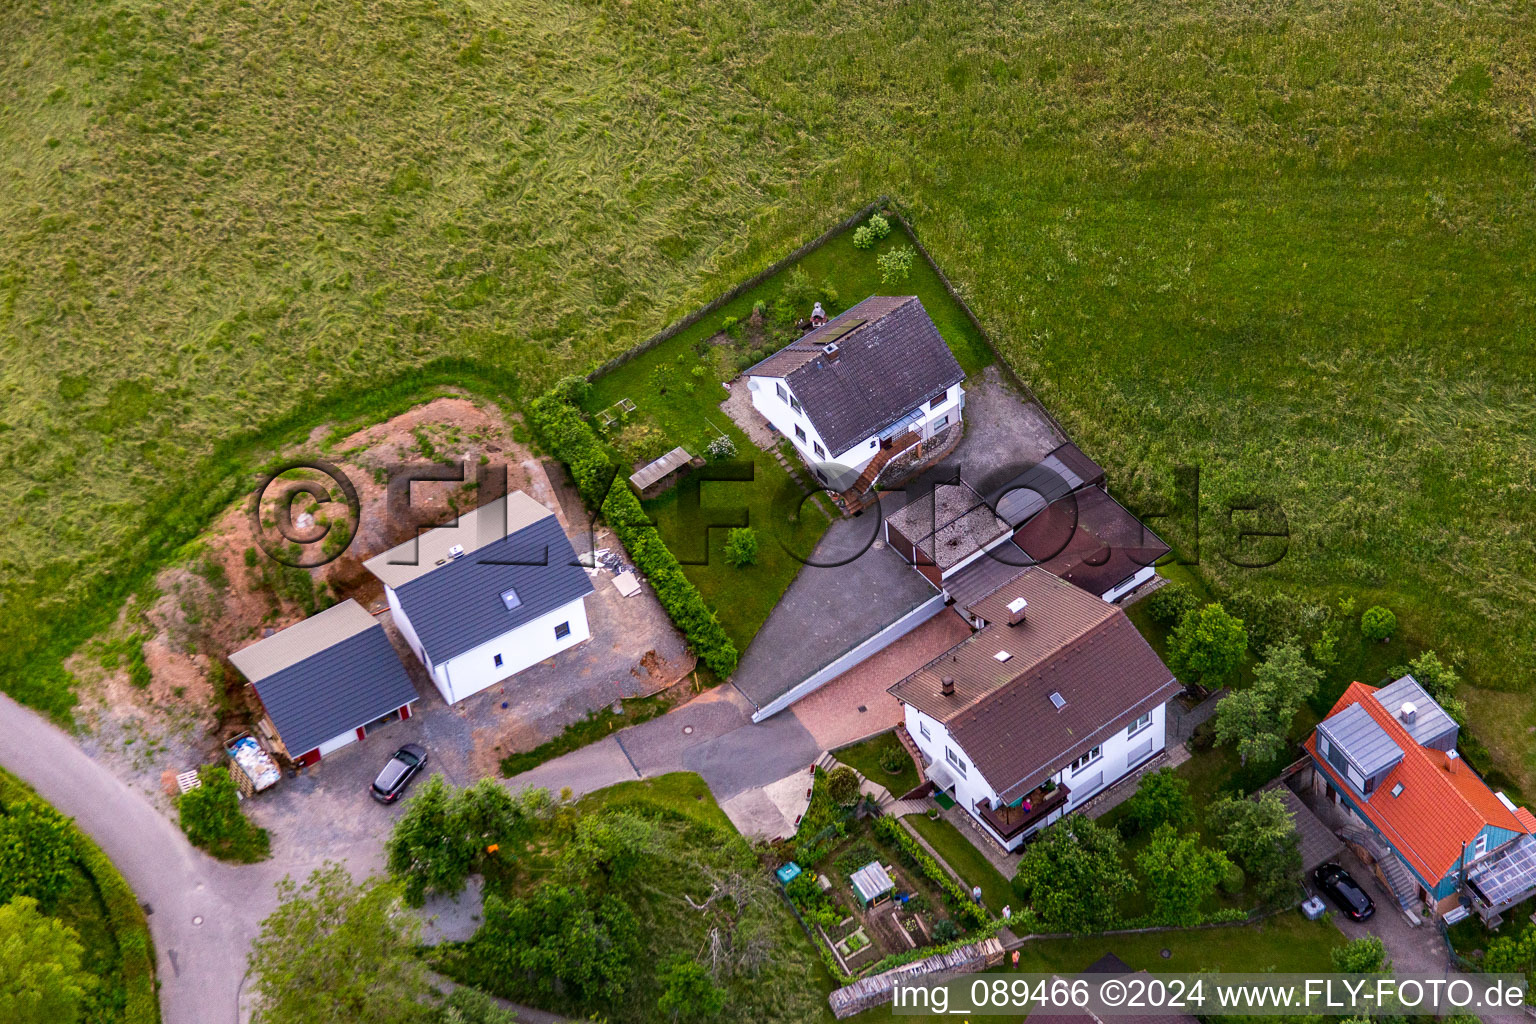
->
[1207,791,1303,906]
[656,955,727,1022]
[178,765,270,862]
[1360,605,1396,642]
[1212,640,1319,765]
[1011,816,1132,933]
[248,864,434,1024]
[387,777,548,906]
[826,766,861,806]
[558,809,655,885]
[724,527,758,568]
[1331,935,1389,975]
[436,988,519,1024]
[0,801,75,909]
[1405,650,1466,722]
[1168,603,1248,688]
[877,245,916,284]
[476,885,640,1005]
[1136,825,1230,927]
[0,897,90,1024]
[1124,767,1192,835]
[1147,583,1202,628]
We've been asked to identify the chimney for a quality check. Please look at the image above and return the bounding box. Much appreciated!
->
[823,342,840,363]
[1399,701,1417,726]
[940,676,955,697]
[1007,596,1029,627]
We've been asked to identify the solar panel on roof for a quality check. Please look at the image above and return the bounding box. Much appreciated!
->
[814,319,865,344]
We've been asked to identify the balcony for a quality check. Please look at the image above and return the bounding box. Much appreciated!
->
[975,782,1070,842]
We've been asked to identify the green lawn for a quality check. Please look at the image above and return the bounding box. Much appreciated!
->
[583,218,991,649]
[833,731,920,798]
[902,813,1013,913]
[5,0,1536,804]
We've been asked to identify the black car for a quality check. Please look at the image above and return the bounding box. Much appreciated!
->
[1314,862,1375,921]
[371,743,428,804]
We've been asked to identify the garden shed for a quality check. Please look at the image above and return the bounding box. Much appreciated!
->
[629,445,698,496]
[850,861,895,907]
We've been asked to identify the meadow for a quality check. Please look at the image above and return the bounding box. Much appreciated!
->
[3,0,1535,785]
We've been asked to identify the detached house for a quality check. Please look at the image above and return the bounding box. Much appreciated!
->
[746,295,965,510]
[888,568,1181,851]
[1306,678,1536,922]
[363,492,594,705]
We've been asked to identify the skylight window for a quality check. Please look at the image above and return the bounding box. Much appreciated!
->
[500,587,521,611]
[1391,782,1404,797]
[1049,692,1067,711]
[994,651,1012,663]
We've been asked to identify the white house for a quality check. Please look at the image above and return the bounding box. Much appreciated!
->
[745,295,965,504]
[228,598,419,767]
[363,492,594,705]
[888,568,1180,851]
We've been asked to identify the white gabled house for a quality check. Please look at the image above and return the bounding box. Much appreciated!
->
[889,568,1180,851]
[745,295,965,507]
[363,491,594,705]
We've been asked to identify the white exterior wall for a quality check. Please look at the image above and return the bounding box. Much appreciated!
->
[429,597,590,704]
[903,697,1169,850]
[386,586,434,675]
[748,377,966,486]
[1103,564,1157,603]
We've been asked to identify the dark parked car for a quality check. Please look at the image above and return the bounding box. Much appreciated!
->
[371,743,427,804]
[1314,862,1375,921]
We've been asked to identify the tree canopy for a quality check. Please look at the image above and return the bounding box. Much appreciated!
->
[1169,603,1249,688]
[0,897,90,1024]
[1207,790,1303,906]
[387,776,549,906]
[0,800,75,909]
[1011,815,1132,933]
[1136,825,1231,927]
[1123,767,1193,835]
[1213,640,1319,765]
[476,884,641,1005]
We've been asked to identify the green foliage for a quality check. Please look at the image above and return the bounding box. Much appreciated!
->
[387,775,548,906]
[1220,860,1247,895]
[1213,639,1320,764]
[248,864,432,1024]
[794,769,850,864]
[867,214,891,241]
[721,315,742,338]
[0,896,90,1024]
[877,245,917,284]
[826,766,861,806]
[1208,790,1304,906]
[549,375,592,407]
[1147,583,1201,628]
[500,697,668,777]
[1135,824,1231,927]
[723,526,758,568]
[780,266,819,313]
[1403,650,1466,722]
[1011,815,1131,934]
[656,956,727,1022]
[436,988,519,1024]
[852,225,876,250]
[1169,603,1249,688]
[704,434,737,461]
[0,801,74,910]
[476,885,640,1006]
[872,816,989,929]
[931,918,960,943]
[784,872,839,930]
[177,766,270,863]
[1123,767,1192,835]
[558,808,654,884]
[614,420,672,466]
[1330,935,1390,974]
[1360,605,1397,642]
[528,388,738,675]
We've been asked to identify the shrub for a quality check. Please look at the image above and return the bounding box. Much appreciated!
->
[1168,602,1248,688]
[785,873,839,930]
[852,225,876,250]
[724,527,758,568]
[877,245,916,284]
[548,374,590,406]
[878,745,907,775]
[1147,583,1201,628]
[1123,767,1192,835]
[721,315,742,338]
[873,816,988,929]
[1360,605,1396,641]
[527,389,738,675]
[178,765,270,863]
[704,434,737,462]
[0,800,74,909]
[826,766,861,806]
[868,214,891,240]
[932,918,960,943]
[1220,861,1246,895]
[689,364,705,379]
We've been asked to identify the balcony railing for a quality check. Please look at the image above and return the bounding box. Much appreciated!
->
[975,783,1070,842]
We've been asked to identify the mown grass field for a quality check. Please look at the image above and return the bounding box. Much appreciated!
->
[3,1,1535,788]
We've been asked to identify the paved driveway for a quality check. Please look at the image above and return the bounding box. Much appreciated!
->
[936,366,1066,482]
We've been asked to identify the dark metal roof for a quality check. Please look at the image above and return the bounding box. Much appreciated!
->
[392,513,594,663]
[232,602,419,757]
[749,296,965,455]
[1011,486,1170,597]
[1317,701,1404,780]
[1373,675,1458,749]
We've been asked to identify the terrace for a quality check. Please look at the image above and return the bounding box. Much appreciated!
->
[974,782,1070,843]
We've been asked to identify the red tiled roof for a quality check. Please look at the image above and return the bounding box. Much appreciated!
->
[1307,681,1536,883]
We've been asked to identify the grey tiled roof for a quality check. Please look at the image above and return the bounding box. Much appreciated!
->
[230,600,419,757]
[390,513,594,663]
[749,296,965,455]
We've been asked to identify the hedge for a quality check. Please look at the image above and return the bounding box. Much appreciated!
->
[527,389,739,676]
[0,770,160,1024]
[873,815,989,930]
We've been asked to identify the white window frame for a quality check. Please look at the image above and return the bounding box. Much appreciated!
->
[1474,834,1488,859]
[790,396,803,414]
[1069,746,1102,775]
[813,441,826,459]
[1318,733,1331,758]
[794,424,807,442]
[776,382,789,404]
[945,747,968,778]
[1126,711,1153,737]
[918,720,930,740]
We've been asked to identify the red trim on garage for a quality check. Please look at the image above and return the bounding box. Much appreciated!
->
[294,749,321,768]
[399,703,412,720]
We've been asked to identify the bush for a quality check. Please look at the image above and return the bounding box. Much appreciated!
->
[704,434,737,462]
[852,225,876,250]
[785,873,839,930]
[1147,583,1201,628]
[1360,605,1396,642]
[878,745,907,775]
[826,766,861,806]
[527,389,739,675]
[724,527,758,568]
[177,765,270,863]
[868,214,891,241]
[877,245,916,284]
[1123,767,1192,835]
[1168,602,1248,688]
[1220,861,1246,895]
[931,918,960,943]
[721,314,742,338]
[548,374,590,406]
